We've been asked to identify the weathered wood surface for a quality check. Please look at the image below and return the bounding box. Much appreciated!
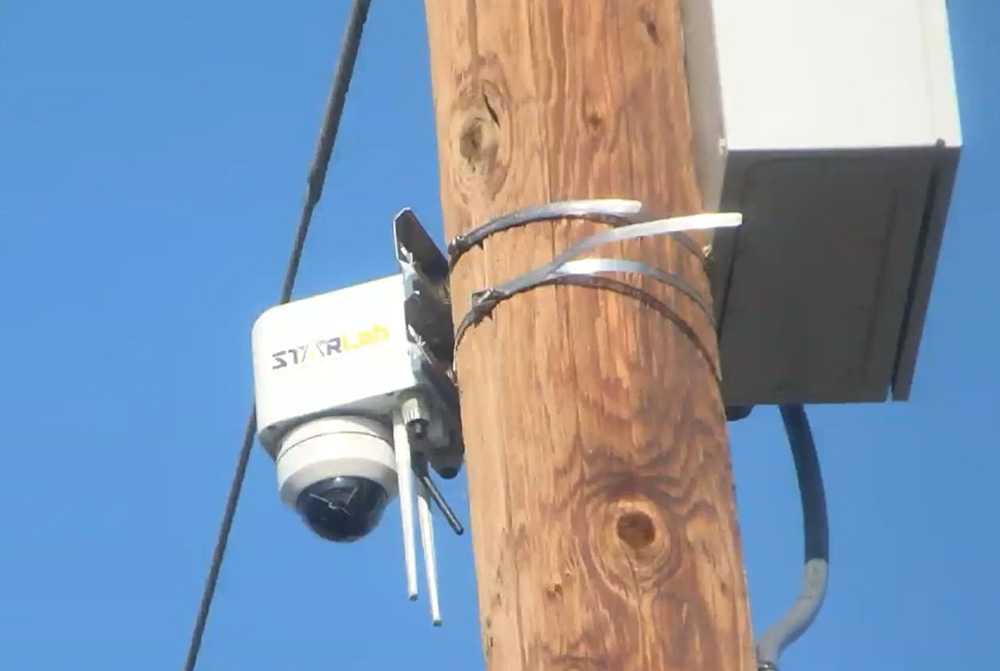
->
[424,2,755,669]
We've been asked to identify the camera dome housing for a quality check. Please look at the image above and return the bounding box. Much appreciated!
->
[295,475,390,542]
[275,416,397,542]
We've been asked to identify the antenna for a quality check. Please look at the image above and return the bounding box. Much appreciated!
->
[394,410,447,625]
[416,477,441,625]
[392,409,419,601]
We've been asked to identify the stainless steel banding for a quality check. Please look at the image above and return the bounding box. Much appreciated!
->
[450,210,743,382]
[447,199,707,270]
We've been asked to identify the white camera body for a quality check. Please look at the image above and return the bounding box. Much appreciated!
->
[251,272,437,444]
[255,272,459,472]
[249,209,462,624]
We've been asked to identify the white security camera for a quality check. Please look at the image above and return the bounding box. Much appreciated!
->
[250,209,464,624]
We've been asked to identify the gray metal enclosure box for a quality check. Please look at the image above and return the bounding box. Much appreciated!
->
[682,0,962,406]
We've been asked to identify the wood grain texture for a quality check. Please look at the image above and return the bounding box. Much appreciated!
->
[423,1,754,669]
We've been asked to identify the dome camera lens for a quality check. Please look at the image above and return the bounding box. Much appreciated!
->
[295,476,390,542]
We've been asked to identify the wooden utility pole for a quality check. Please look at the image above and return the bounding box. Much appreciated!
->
[423,2,754,670]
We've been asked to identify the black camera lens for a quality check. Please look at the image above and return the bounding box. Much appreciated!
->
[295,476,390,542]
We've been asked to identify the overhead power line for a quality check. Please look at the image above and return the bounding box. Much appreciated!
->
[182,2,373,669]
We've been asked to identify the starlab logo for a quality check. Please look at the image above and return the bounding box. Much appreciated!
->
[270,324,390,370]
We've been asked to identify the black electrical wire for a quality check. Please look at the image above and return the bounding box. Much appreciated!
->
[182,2,372,669]
[755,404,830,671]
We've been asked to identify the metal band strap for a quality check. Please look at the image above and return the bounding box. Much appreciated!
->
[555,258,716,321]
[455,272,725,381]
[447,199,709,270]
[450,207,743,381]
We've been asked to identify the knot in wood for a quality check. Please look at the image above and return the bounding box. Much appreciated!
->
[448,65,510,202]
[459,115,498,168]
[616,511,656,549]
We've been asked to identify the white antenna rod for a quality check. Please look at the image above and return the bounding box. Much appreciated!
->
[416,478,441,625]
[392,409,418,601]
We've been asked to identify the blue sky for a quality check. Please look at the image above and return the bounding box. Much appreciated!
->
[0,2,996,670]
